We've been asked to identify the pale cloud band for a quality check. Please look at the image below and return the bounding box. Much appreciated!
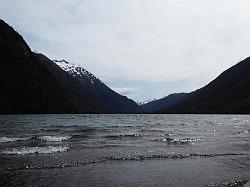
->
[112,87,136,98]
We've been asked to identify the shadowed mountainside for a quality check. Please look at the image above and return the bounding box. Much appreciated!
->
[52,59,141,113]
[140,93,189,113]
[2,18,250,114]
[157,57,250,114]
[0,19,140,114]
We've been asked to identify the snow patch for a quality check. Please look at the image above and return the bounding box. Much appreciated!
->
[53,59,102,85]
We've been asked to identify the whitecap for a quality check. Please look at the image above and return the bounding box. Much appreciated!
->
[0,146,69,155]
[0,137,29,143]
[161,137,203,144]
[39,135,71,142]
[0,135,71,143]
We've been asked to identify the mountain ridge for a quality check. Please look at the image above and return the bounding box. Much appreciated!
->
[0,19,141,114]
[141,93,189,113]
[157,56,250,114]
[2,18,250,114]
[53,59,141,113]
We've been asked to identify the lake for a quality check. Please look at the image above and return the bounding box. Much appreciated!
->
[0,114,249,186]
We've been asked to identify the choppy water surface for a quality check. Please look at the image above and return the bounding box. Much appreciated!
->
[0,114,250,186]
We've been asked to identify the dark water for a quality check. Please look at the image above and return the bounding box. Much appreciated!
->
[0,114,250,187]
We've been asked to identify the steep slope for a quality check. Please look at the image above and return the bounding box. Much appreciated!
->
[53,60,141,113]
[0,19,107,113]
[34,53,107,113]
[0,19,140,113]
[141,93,189,113]
[158,57,250,114]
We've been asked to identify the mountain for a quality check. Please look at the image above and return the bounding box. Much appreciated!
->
[140,93,189,113]
[53,59,141,113]
[0,19,140,114]
[157,57,250,114]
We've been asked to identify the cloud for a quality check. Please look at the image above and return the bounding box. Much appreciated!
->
[1,0,250,101]
[112,87,136,97]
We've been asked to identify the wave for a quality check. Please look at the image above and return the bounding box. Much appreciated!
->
[0,137,29,143]
[208,178,249,187]
[41,126,96,133]
[222,179,249,187]
[41,128,61,132]
[0,146,69,155]
[160,137,203,144]
[39,136,71,142]
[139,129,165,133]
[232,130,249,135]
[104,134,141,139]
[73,128,96,134]
[69,134,89,140]
[50,125,81,128]
[0,135,71,143]
[49,125,96,130]
[4,152,247,171]
[104,125,144,129]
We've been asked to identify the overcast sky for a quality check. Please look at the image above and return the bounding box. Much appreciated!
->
[1,0,250,101]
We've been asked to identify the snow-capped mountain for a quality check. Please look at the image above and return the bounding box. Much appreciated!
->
[0,19,141,114]
[52,59,141,113]
[53,60,101,85]
[0,19,106,114]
